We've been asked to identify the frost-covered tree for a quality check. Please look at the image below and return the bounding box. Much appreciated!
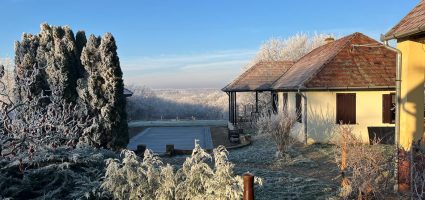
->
[11,23,128,150]
[0,58,14,101]
[0,63,91,159]
[78,33,128,149]
[254,33,332,63]
[14,33,48,103]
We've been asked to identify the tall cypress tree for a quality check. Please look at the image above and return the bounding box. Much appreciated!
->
[14,24,129,149]
[78,33,128,149]
[99,33,128,148]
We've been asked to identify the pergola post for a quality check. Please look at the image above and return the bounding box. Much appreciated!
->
[233,92,237,125]
[227,92,232,124]
[255,91,259,113]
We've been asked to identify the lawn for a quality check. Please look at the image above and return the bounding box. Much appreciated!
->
[162,135,341,200]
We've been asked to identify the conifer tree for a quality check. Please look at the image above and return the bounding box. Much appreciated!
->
[79,34,128,149]
[13,24,129,149]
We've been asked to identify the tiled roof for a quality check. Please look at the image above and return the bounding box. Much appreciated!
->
[272,32,396,90]
[383,0,425,40]
[222,61,294,92]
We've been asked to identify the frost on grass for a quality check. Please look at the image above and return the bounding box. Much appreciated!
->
[228,135,338,200]
[102,144,250,200]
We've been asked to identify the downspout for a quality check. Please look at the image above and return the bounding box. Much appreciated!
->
[383,40,402,192]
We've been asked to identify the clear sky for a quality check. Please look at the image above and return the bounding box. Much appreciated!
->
[0,0,419,89]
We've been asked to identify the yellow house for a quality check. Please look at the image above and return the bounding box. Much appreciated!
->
[224,32,398,144]
[381,0,425,192]
[271,32,397,144]
[381,0,425,151]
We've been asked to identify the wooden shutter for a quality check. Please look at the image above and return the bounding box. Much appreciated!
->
[346,94,356,124]
[382,94,392,123]
[336,94,344,124]
[296,93,302,123]
[336,93,356,124]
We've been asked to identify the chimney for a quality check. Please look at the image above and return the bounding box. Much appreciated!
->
[324,37,335,44]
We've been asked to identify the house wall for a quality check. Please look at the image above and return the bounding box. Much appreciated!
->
[397,40,425,150]
[278,91,395,144]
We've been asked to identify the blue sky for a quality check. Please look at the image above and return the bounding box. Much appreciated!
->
[0,0,419,88]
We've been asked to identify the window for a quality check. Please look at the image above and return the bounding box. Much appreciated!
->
[295,93,302,123]
[382,93,396,124]
[282,93,288,112]
[336,93,356,124]
[272,92,278,113]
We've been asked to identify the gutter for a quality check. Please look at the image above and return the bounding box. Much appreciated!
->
[273,86,396,92]
[382,39,402,192]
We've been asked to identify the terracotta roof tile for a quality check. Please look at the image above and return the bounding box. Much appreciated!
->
[383,0,425,40]
[272,32,396,90]
[222,61,294,92]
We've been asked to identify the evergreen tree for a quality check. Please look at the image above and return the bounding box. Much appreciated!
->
[14,33,47,103]
[79,34,128,149]
[13,24,129,149]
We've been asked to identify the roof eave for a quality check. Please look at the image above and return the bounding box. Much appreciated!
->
[273,86,396,92]
[222,87,274,92]
[382,26,425,41]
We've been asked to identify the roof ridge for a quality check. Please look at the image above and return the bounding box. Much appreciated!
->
[298,33,358,88]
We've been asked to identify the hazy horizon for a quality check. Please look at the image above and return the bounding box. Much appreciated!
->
[0,0,419,89]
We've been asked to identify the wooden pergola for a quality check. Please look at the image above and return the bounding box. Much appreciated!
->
[222,61,293,125]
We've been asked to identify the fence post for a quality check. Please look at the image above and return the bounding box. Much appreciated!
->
[243,172,254,200]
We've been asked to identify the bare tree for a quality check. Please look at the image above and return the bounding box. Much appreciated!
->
[254,33,331,62]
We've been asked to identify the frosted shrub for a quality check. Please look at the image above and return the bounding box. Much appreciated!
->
[0,147,117,199]
[335,125,394,199]
[255,109,297,157]
[412,144,425,199]
[102,144,250,200]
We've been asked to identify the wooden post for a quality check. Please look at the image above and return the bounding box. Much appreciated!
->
[255,91,259,113]
[340,140,349,188]
[243,173,254,200]
[234,92,237,125]
[136,144,146,156]
[166,144,175,156]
